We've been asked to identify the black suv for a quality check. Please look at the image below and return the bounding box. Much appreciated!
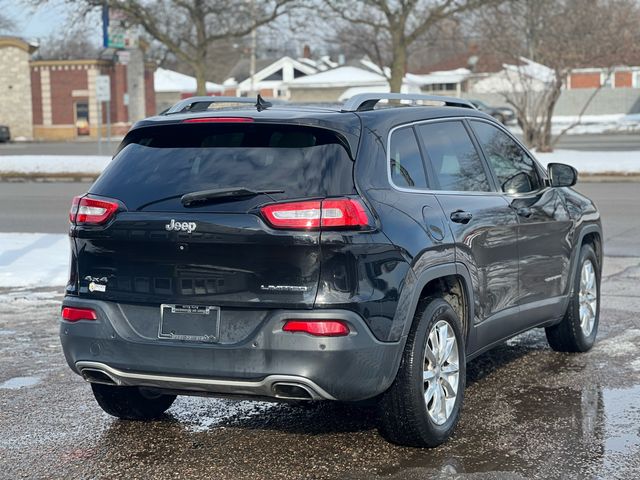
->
[61,94,602,447]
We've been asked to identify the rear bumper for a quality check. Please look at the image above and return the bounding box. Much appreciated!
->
[60,297,403,401]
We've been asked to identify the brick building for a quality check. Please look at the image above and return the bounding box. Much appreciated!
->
[567,67,640,89]
[30,58,156,140]
[0,37,38,140]
[0,36,156,141]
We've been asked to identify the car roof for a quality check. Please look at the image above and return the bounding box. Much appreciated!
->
[131,102,498,158]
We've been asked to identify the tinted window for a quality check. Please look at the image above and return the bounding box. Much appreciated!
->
[389,127,427,188]
[471,120,542,194]
[416,121,491,192]
[92,124,355,210]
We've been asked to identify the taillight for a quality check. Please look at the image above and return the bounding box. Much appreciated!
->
[283,320,350,337]
[62,307,97,322]
[260,198,371,230]
[70,196,119,225]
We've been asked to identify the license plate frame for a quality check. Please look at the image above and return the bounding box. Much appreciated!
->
[159,304,220,343]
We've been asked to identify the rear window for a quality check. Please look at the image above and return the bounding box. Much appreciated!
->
[92,123,355,210]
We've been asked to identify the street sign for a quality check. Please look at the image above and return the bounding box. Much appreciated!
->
[116,50,130,65]
[103,7,139,49]
[96,75,111,102]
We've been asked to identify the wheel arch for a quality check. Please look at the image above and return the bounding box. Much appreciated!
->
[399,263,475,351]
[381,262,474,401]
[568,224,603,296]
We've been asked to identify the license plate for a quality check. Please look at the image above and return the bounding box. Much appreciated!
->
[159,304,220,342]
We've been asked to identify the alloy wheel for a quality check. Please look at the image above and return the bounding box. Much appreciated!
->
[579,259,598,337]
[423,320,460,425]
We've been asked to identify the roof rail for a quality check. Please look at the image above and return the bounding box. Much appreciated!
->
[164,95,273,115]
[341,93,475,112]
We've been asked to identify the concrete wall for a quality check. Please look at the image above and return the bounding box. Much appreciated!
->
[288,87,350,103]
[0,43,34,139]
[463,88,640,116]
[156,91,181,114]
[555,88,640,115]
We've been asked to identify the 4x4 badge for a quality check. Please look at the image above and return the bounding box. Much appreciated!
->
[165,219,197,233]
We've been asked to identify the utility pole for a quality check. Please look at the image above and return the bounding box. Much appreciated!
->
[249,0,256,96]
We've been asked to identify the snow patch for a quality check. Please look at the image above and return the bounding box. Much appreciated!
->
[0,155,111,174]
[597,329,640,356]
[155,67,224,93]
[534,150,640,174]
[169,397,275,432]
[510,114,640,135]
[0,233,69,288]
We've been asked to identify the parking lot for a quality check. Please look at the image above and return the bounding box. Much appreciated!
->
[0,181,639,479]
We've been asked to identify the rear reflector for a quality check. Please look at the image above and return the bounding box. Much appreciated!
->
[261,198,371,229]
[283,320,350,337]
[183,117,254,123]
[62,307,97,322]
[70,196,120,225]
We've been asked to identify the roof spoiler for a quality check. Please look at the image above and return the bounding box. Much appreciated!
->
[341,93,476,112]
[163,94,273,115]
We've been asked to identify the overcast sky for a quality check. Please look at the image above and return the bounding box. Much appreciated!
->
[4,1,63,37]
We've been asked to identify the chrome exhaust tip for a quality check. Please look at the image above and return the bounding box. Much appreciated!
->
[80,368,118,386]
[272,382,316,400]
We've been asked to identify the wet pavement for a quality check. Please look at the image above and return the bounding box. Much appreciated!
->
[0,257,638,479]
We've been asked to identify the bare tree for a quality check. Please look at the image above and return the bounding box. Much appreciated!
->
[56,0,297,94]
[477,0,640,151]
[332,15,471,75]
[322,0,502,92]
[0,11,13,33]
[35,24,101,60]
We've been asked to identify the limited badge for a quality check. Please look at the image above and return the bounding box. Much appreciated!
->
[88,282,106,293]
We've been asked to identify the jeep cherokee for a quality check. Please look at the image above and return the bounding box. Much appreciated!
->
[61,93,602,447]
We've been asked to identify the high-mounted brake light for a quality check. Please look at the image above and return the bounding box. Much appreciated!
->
[70,196,120,225]
[260,198,371,230]
[62,307,97,322]
[283,320,350,337]
[183,117,254,123]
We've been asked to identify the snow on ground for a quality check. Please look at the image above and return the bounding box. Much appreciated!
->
[534,150,640,174]
[0,233,69,288]
[509,114,640,135]
[2,150,640,176]
[0,155,111,174]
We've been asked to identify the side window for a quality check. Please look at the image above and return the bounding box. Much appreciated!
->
[389,127,428,188]
[470,120,542,194]
[416,121,491,192]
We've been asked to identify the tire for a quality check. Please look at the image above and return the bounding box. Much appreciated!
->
[378,297,466,448]
[91,383,176,420]
[546,244,600,352]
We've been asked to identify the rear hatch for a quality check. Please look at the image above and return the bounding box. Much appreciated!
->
[70,120,357,308]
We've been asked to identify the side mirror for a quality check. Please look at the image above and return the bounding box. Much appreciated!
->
[548,163,577,187]
[502,171,533,194]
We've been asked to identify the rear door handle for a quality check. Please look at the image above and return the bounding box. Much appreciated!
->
[450,210,473,224]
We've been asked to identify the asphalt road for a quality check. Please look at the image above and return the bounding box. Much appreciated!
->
[0,180,639,479]
[1,132,640,157]
[553,133,640,151]
[0,181,637,256]
[1,258,638,479]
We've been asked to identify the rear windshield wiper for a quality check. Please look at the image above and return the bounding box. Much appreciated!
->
[181,187,284,206]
